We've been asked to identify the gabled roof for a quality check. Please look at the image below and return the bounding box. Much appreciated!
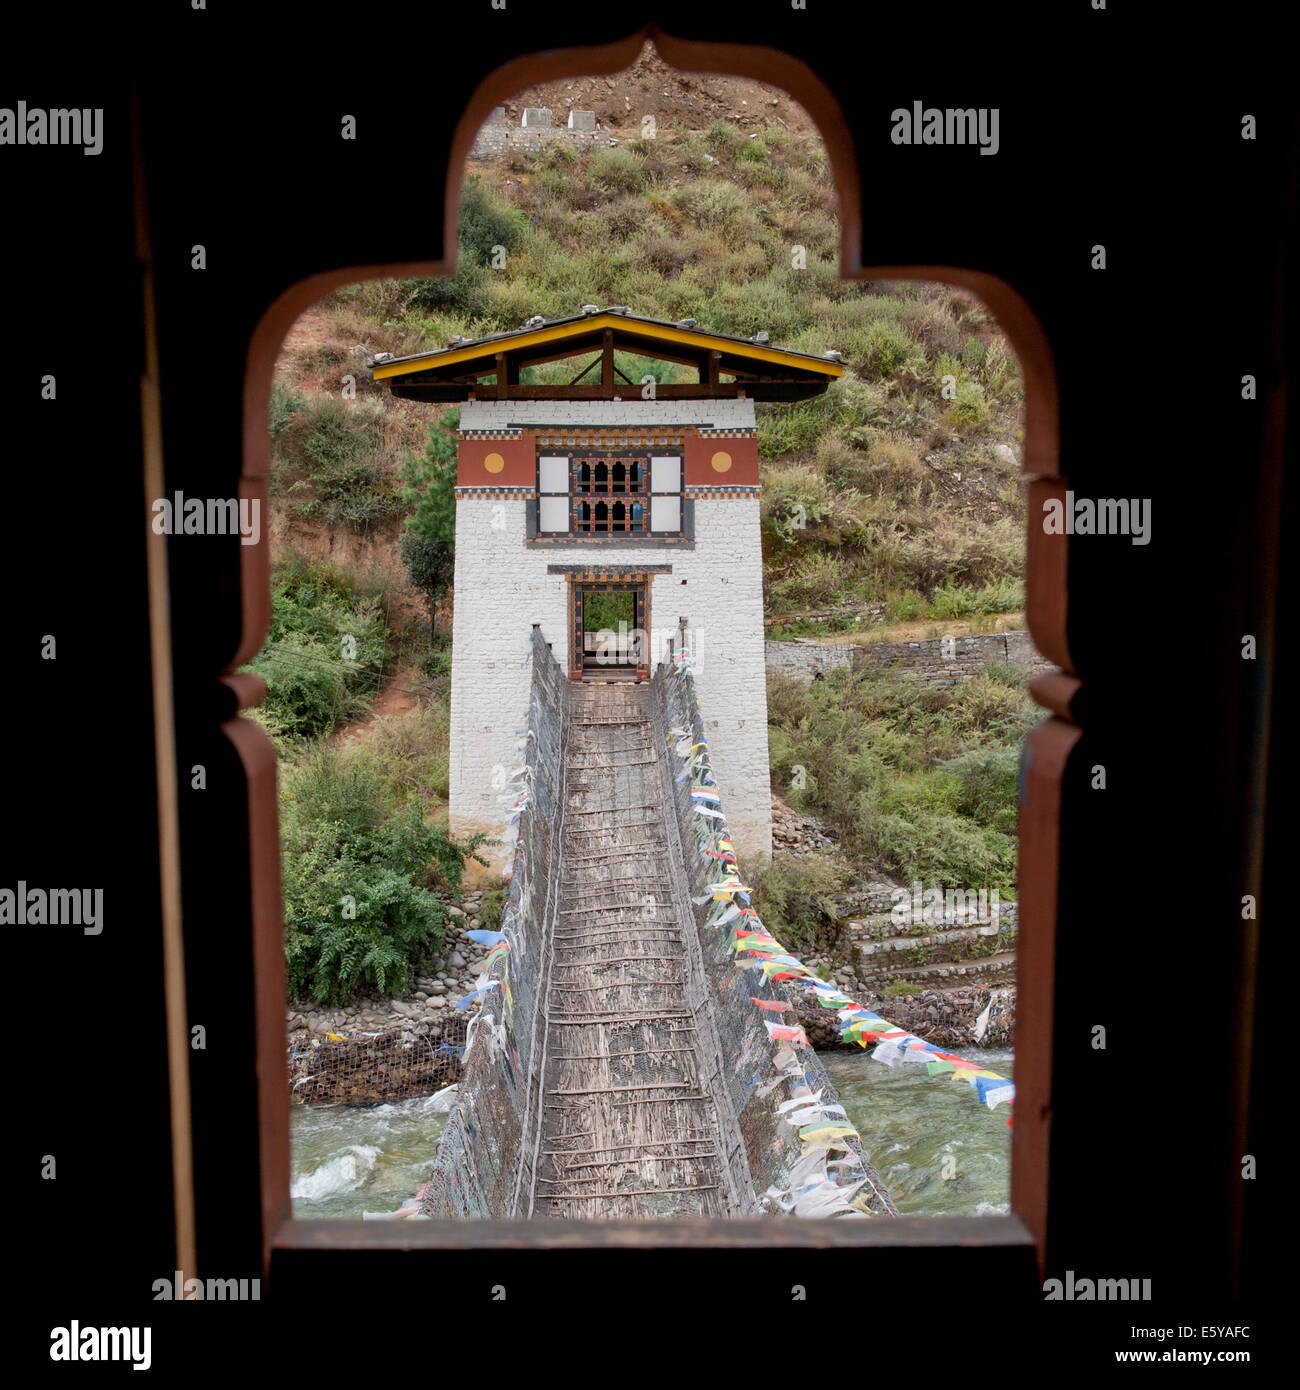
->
[372,308,843,403]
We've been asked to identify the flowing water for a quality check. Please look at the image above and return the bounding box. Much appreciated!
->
[290,1088,457,1219]
[291,1051,1012,1220]
[821,1047,1014,1217]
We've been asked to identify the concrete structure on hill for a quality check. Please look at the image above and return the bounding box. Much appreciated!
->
[376,308,844,866]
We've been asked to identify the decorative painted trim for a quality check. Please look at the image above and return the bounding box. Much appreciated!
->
[525,536,694,550]
[537,434,685,447]
[697,428,758,439]
[685,486,761,499]
[549,566,673,580]
[458,429,525,440]
[455,486,537,500]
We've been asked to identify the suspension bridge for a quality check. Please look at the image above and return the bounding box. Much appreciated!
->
[395,632,1012,1221]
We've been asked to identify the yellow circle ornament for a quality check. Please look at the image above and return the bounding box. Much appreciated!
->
[484,452,505,474]
[711,451,732,473]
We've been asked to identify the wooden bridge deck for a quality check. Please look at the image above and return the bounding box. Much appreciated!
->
[528,681,740,1218]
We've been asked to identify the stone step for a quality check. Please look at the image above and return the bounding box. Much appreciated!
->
[845,902,1018,941]
[858,949,1018,987]
[854,920,1015,959]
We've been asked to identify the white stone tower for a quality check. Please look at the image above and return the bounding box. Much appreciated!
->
[376,309,843,868]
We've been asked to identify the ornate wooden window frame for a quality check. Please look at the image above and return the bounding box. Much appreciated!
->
[568,575,651,680]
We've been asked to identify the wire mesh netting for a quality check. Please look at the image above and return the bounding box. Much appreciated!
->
[653,649,895,1218]
[289,1016,467,1106]
[416,631,895,1220]
[420,629,565,1218]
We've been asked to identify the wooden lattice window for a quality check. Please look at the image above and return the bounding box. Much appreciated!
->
[535,450,685,538]
[575,455,647,534]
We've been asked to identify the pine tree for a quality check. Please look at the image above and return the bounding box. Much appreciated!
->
[400,406,460,632]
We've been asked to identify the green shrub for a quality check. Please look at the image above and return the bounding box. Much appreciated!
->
[675,180,751,233]
[402,249,490,319]
[582,589,636,631]
[882,589,929,622]
[704,120,744,157]
[761,465,833,541]
[420,640,452,681]
[938,746,1021,833]
[747,853,850,959]
[457,175,527,263]
[248,558,390,742]
[477,877,509,932]
[269,383,306,437]
[858,319,925,379]
[401,408,459,603]
[758,372,886,459]
[367,701,453,807]
[708,274,804,339]
[280,745,487,1003]
[588,146,647,194]
[931,578,1024,618]
[281,397,405,530]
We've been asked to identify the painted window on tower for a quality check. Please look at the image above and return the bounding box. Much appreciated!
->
[536,449,682,538]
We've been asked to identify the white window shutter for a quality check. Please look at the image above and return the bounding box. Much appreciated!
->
[650,496,681,533]
[650,456,680,494]
[539,455,570,494]
[539,496,569,532]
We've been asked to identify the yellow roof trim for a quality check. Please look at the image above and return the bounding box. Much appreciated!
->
[372,313,843,381]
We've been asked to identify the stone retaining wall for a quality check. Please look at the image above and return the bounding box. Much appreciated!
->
[766,629,1053,688]
[795,986,1015,1052]
[844,902,1018,988]
[469,106,609,160]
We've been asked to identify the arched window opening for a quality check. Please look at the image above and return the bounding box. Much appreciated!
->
[243,35,1060,1274]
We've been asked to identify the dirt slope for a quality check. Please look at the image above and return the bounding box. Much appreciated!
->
[500,41,818,137]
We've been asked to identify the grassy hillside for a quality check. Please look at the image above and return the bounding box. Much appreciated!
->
[767,663,1035,898]
[276,122,1025,636]
[263,98,1031,958]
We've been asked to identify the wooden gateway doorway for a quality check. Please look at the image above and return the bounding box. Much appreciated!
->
[570,578,648,680]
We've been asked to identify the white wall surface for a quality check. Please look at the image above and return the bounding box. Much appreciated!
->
[449,496,772,866]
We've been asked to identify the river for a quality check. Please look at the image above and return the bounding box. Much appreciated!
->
[290,1048,1012,1219]
[289,1088,456,1219]
[820,1046,1013,1217]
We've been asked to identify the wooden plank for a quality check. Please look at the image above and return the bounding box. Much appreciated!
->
[537,1185,718,1198]
[549,981,683,991]
[547,1082,705,1096]
[274,1215,1038,1253]
[550,956,685,967]
[548,1048,698,1061]
[613,1096,709,1107]
[549,1153,719,1170]
[547,1014,693,1024]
